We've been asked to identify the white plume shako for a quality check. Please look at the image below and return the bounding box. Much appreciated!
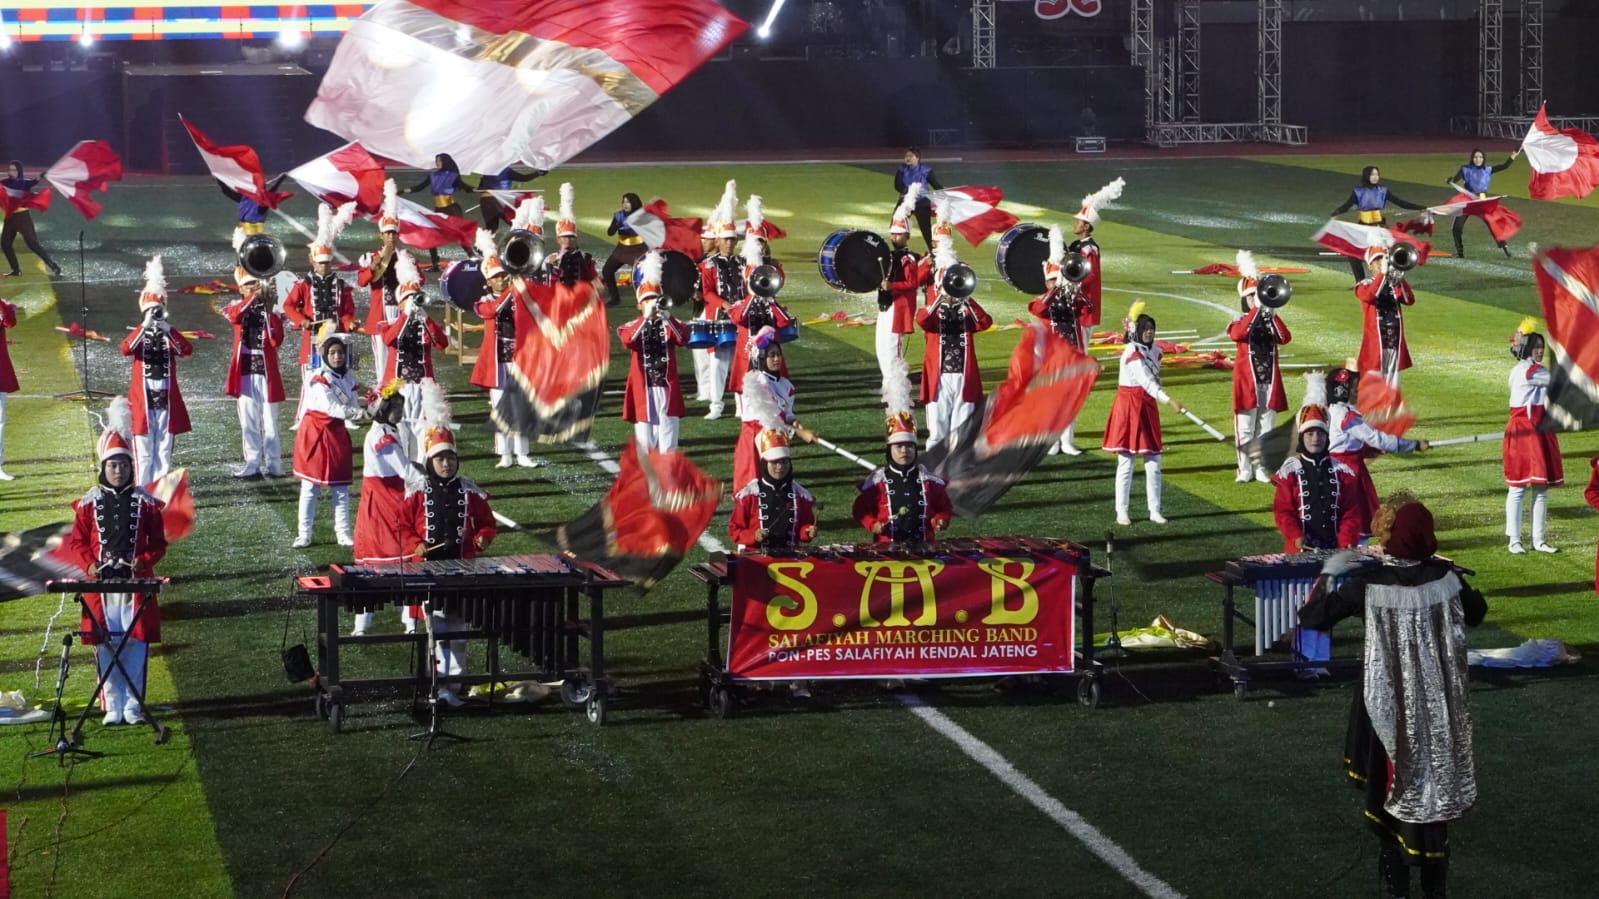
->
[379,178,400,232]
[1236,248,1260,300]
[513,195,545,234]
[311,201,357,261]
[1048,224,1065,265]
[636,249,664,301]
[473,227,499,261]
[746,194,765,236]
[712,179,739,238]
[394,248,423,299]
[556,182,577,237]
[139,254,167,311]
[890,182,920,235]
[1075,176,1126,225]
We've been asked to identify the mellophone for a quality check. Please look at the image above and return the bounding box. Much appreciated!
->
[294,553,627,730]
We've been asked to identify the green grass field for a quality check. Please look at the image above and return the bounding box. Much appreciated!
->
[2,150,1597,898]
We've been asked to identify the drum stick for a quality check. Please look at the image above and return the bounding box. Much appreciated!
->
[1428,433,1505,447]
[813,436,877,472]
[1180,408,1229,442]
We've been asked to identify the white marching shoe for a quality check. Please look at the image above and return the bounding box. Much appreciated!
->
[1254,468,1272,484]
[1115,513,1132,526]
[495,454,514,469]
[1535,542,1560,554]
[0,469,15,481]
[292,535,312,548]
[1234,471,1252,484]
[704,404,724,421]
[1149,512,1169,524]
[102,708,124,726]
[1508,541,1526,554]
[435,687,465,708]
[122,705,146,726]
[515,454,546,468]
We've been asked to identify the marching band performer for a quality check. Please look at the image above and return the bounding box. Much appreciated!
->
[601,192,647,307]
[854,395,952,544]
[618,250,690,451]
[543,182,598,286]
[1504,320,1562,554]
[284,202,357,367]
[1355,243,1416,385]
[1445,148,1521,258]
[217,173,288,238]
[222,239,286,478]
[380,251,449,459]
[398,387,496,707]
[360,180,405,382]
[1102,302,1186,526]
[291,331,364,549]
[916,240,992,450]
[1227,250,1292,483]
[121,256,192,486]
[404,153,474,270]
[0,293,15,479]
[1299,494,1484,899]
[1331,166,1425,280]
[1070,177,1120,343]
[1584,460,1599,594]
[694,180,741,420]
[1030,224,1094,456]
[2,160,62,277]
[877,186,921,393]
[351,382,423,636]
[736,329,814,492]
[728,201,794,394]
[729,428,816,552]
[471,227,539,468]
[1327,367,1428,538]
[58,400,168,726]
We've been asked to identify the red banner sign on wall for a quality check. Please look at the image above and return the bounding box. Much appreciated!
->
[728,552,1078,680]
[1036,0,1102,20]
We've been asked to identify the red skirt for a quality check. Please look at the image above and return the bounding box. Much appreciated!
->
[354,474,410,563]
[1101,386,1162,455]
[292,412,354,486]
[734,419,762,493]
[1503,407,1563,486]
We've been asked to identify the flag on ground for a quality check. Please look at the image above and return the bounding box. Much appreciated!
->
[305,0,748,172]
[931,186,1021,247]
[625,199,704,258]
[1522,105,1599,201]
[1533,243,1599,431]
[180,116,293,209]
[43,140,123,220]
[286,142,388,214]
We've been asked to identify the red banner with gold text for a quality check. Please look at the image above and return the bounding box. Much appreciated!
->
[728,552,1078,679]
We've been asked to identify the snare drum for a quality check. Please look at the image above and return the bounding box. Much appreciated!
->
[686,320,717,349]
[817,229,891,293]
[713,320,739,349]
[995,223,1051,295]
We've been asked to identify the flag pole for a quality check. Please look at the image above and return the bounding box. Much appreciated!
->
[812,436,876,472]
[1428,433,1505,447]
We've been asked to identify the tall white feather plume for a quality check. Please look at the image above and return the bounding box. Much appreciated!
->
[329,201,359,241]
[394,249,421,288]
[881,354,913,415]
[513,195,544,232]
[746,194,764,233]
[231,226,247,252]
[1048,224,1065,264]
[382,178,398,220]
[714,179,738,227]
[558,182,575,224]
[741,230,763,266]
[143,255,166,299]
[894,182,921,223]
[419,377,454,431]
[637,249,664,288]
[1236,248,1259,281]
[740,370,784,431]
[473,227,498,260]
[934,194,952,227]
[106,396,133,442]
[932,238,958,272]
[314,202,335,246]
[1080,176,1126,215]
[1302,370,1328,408]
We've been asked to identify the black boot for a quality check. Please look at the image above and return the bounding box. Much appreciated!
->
[1380,843,1411,898]
[1419,859,1447,899]
[1499,241,1512,258]
[1453,239,1465,259]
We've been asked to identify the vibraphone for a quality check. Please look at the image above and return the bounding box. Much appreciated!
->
[689,537,1108,716]
[294,553,627,730]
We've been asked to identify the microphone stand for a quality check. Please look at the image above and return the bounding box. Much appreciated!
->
[55,231,115,402]
[1100,531,1128,659]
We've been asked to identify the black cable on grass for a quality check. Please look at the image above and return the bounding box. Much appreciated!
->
[280,750,421,898]
[43,760,75,898]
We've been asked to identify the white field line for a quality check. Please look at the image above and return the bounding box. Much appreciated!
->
[899,694,1186,899]
[568,439,1180,898]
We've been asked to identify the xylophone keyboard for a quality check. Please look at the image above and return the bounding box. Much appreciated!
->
[1224,548,1378,656]
[327,553,575,589]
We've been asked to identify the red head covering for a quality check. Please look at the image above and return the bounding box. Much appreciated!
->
[1385,501,1438,561]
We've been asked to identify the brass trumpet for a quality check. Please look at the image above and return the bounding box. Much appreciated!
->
[1388,242,1420,273]
[501,229,546,276]
[1060,252,1093,284]
[749,264,785,299]
[1256,273,1292,309]
[237,234,286,279]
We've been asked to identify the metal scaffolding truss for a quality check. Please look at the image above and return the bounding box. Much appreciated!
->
[1520,0,1542,114]
[1257,0,1284,125]
[1130,0,1157,131]
[1466,0,1592,137]
[1177,0,1201,123]
[1478,0,1503,121]
[971,0,996,70]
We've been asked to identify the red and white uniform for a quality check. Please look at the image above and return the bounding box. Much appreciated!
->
[223,293,286,476]
[728,479,816,551]
[382,312,449,458]
[293,367,362,487]
[1328,401,1421,536]
[735,373,796,492]
[354,421,421,564]
[694,253,739,413]
[397,474,496,678]
[470,289,532,462]
[877,248,920,382]
[359,251,402,381]
[618,312,689,451]
[851,465,953,543]
[1355,276,1415,382]
[1503,358,1562,487]
[1028,288,1093,352]
[916,298,992,448]
[120,325,193,486]
[1227,307,1291,479]
[0,299,14,476]
[1271,455,1364,555]
[1067,236,1102,327]
[727,294,793,392]
[283,273,356,365]
[1102,341,1168,456]
[1583,459,1599,594]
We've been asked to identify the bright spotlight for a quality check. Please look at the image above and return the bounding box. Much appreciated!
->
[0,31,10,52]
[756,25,771,40]
[277,27,304,50]
[78,31,94,48]
[758,0,785,39]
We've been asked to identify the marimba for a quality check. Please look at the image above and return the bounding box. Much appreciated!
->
[690,537,1108,716]
[294,554,626,730]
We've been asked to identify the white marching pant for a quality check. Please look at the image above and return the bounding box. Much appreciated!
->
[134,405,176,485]
[925,373,975,449]
[235,373,280,474]
[633,386,681,451]
[1114,452,1163,517]
[1234,408,1276,477]
[399,381,427,462]
[1058,421,1077,451]
[1507,485,1549,545]
[369,336,388,388]
[432,608,467,686]
[297,482,353,544]
[94,594,148,716]
[488,387,529,458]
[692,345,731,408]
[875,314,906,380]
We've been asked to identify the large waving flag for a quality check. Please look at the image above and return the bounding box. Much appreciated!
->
[549,444,722,590]
[287,142,388,214]
[625,198,704,257]
[1429,194,1523,243]
[0,180,51,216]
[1533,243,1599,432]
[43,140,123,220]
[491,276,611,444]
[1313,219,1432,263]
[931,186,1020,247]
[305,0,748,172]
[1356,374,1416,438]
[1522,105,1599,201]
[180,116,293,209]
[387,197,479,250]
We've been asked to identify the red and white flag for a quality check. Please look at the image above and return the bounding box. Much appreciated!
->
[180,116,293,209]
[286,142,387,214]
[43,140,123,220]
[1429,193,1522,242]
[388,197,478,250]
[0,181,50,216]
[305,0,747,173]
[1312,219,1433,263]
[933,186,1020,247]
[483,189,539,224]
[1522,105,1599,201]
[625,198,704,257]
[1533,243,1599,431]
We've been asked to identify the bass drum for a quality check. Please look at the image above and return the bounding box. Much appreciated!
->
[817,229,891,293]
[632,250,698,305]
[995,223,1051,295]
[441,258,486,311]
